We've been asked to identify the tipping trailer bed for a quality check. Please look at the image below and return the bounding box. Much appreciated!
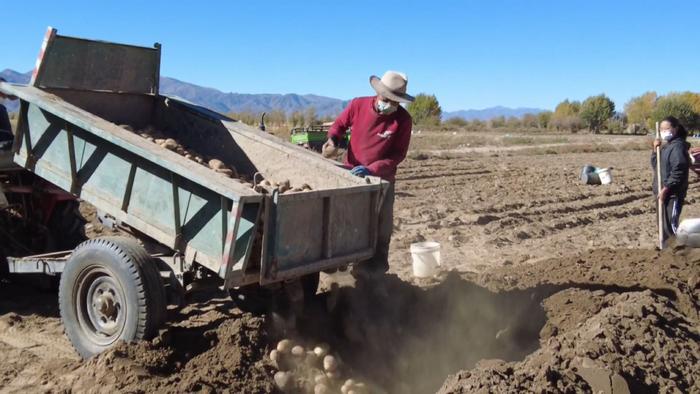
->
[0,28,386,290]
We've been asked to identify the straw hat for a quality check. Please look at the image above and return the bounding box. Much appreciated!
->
[369,71,414,103]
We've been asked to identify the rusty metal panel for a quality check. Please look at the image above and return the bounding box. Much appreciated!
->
[34,32,160,94]
[261,187,380,283]
[9,90,261,278]
[274,197,325,266]
[329,192,373,256]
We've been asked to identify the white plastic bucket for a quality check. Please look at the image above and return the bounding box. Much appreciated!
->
[678,218,700,233]
[598,168,612,185]
[410,241,441,278]
[676,218,700,248]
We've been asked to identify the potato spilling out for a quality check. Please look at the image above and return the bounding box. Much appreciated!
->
[323,355,338,372]
[273,371,293,392]
[276,339,293,354]
[268,339,374,394]
[291,345,305,357]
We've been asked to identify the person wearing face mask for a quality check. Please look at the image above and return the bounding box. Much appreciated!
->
[324,70,414,278]
[651,116,691,244]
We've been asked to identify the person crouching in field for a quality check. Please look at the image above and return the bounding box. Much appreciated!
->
[651,116,691,244]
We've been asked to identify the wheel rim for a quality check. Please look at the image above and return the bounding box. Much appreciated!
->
[74,266,126,347]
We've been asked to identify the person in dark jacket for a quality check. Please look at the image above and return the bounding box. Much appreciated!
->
[651,116,690,244]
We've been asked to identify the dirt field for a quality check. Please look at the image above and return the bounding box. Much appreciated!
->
[1,131,699,393]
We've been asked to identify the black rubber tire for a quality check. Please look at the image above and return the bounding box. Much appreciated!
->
[47,200,87,250]
[59,237,165,359]
[113,238,167,329]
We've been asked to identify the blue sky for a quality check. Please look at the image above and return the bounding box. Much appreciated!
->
[1,0,698,112]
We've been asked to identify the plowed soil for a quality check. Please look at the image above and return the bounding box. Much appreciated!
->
[0,132,698,393]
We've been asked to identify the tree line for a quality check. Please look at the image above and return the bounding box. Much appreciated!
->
[226,91,700,135]
[227,107,335,131]
[407,92,700,134]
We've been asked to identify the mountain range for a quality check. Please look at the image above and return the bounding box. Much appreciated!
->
[442,106,545,121]
[0,69,348,116]
[1,69,546,120]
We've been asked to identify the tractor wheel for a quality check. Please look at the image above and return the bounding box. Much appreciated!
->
[47,200,87,250]
[59,237,165,359]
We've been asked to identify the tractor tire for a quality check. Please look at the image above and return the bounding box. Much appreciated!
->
[47,200,87,250]
[59,237,165,359]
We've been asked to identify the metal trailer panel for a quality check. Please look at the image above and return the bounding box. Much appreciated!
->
[1,29,387,287]
[3,83,262,278]
[34,29,160,95]
[261,187,381,283]
[215,120,386,284]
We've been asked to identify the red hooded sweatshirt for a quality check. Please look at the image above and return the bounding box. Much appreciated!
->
[328,96,412,182]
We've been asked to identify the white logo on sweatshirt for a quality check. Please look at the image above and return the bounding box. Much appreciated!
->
[378,130,394,139]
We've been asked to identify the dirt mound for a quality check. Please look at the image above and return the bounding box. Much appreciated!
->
[478,245,700,320]
[2,145,699,393]
[439,289,700,393]
[55,294,274,393]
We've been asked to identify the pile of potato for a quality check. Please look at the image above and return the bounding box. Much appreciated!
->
[256,179,313,194]
[120,124,313,194]
[270,339,371,394]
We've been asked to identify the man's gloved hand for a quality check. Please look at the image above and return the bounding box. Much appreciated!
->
[350,165,371,177]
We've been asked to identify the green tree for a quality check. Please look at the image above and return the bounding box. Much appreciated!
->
[580,94,615,133]
[553,99,581,117]
[537,111,552,129]
[549,99,582,131]
[652,94,700,130]
[677,92,700,115]
[624,92,657,131]
[407,93,442,126]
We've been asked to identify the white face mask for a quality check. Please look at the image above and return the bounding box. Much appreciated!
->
[376,99,397,115]
[661,130,674,141]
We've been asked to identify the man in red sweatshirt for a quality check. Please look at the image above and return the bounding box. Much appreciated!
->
[324,71,414,277]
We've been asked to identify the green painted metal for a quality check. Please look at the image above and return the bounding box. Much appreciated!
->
[289,126,351,145]
[5,82,262,280]
[34,29,160,95]
[0,29,386,289]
